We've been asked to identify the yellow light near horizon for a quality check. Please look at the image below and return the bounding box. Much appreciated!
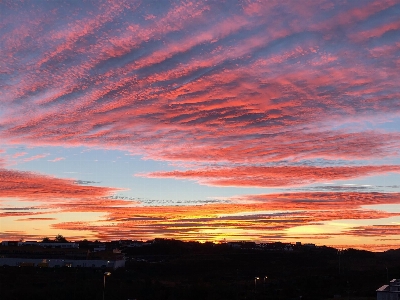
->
[0,212,103,241]
[286,224,330,235]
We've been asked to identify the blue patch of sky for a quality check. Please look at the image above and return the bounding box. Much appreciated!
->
[6,145,279,203]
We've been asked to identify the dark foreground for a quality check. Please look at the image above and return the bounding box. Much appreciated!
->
[2,241,399,300]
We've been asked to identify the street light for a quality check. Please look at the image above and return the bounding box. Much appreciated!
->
[103,272,111,300]
[263,276,268,291]
[254,277,259,290]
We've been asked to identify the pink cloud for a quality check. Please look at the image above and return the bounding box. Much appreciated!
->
[350,19,400,42]
[12,152,27,158]
[141,165,400,187]
[48,157,65,162]
[0,168,117,199]
[23,153,49,162]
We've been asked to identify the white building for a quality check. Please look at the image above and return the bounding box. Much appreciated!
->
[377,279,400,300]
[37,242,79,248]
[1,241,79,248]
[0,257,125,269]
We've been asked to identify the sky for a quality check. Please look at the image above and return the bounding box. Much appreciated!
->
[1,0,400,251]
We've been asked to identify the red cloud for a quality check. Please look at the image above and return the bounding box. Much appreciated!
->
[1,1,400,167]
[0,169,116,199]
[142,165,400,187]
[344,225,400,237]
[0,211,53,218]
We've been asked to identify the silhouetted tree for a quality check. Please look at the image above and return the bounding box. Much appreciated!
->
[54,234,68,243]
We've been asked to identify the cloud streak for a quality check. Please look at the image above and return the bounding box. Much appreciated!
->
[0,169,116,199]
[142,165,400,187]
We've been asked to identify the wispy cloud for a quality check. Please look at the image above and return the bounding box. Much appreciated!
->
[0,168,117,199]
[22,153,49,162]
[16,217,57,221]
[344,225,400,237]
[141,165,400,187]
[12,152,28,158]
[48,157,65,162]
